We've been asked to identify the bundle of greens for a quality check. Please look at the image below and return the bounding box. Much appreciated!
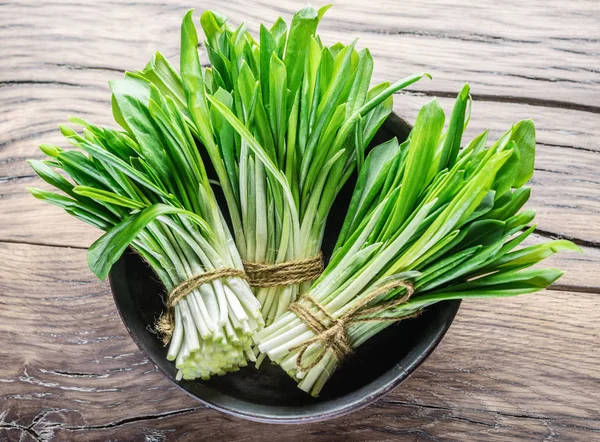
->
[255,84,582,396]
[136,6,428,327]
[28,74,263,381]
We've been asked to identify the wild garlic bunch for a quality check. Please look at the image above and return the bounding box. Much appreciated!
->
[255,85,581,396]
[184,6,427,327]
[28,73,263,381]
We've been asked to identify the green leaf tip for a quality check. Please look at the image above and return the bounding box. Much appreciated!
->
[39,143,62,157]
[295,4,319,19]
[58,124,78,138]
[318,4,333,20]
[27,187,42,198]
[551,240,584,254]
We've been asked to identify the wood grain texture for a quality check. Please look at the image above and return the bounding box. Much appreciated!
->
[0,242,598,441]
[1,0,599,440]
[1,0,599,107]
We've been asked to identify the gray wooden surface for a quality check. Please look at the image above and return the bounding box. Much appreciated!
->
[1,0,599,440]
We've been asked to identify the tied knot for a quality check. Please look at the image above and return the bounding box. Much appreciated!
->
[155,268,247,345]
[288,280,415,372]
[243,253,323,287]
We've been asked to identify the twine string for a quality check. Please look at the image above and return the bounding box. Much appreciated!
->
[155,253,324,345]
[243,252,323,287]
[156,268,247,345]
[288,280,415,372]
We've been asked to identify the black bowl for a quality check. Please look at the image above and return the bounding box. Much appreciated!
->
[109,113,461,423]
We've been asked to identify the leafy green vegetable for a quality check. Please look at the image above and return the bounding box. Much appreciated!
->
[29,54,264,381]
[256,86,581,396]
[165,6,430,333]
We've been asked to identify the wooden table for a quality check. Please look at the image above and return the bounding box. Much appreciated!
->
[1,0,599,440]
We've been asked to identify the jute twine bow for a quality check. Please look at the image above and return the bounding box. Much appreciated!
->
[243,252,324,288]
[288,280,415,372]
[156,268,247,345]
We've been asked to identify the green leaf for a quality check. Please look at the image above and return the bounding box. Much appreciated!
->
[302,103,347,202]
[88,204,208,280]
[39,143,63,158]
[268,53,288,160]
[415,246,480,288]
[201,10,227,48]
[317,47,334,103]
[259,24,277,108]
[109,76,172,183]
[238,61,257,121]
[300,42,357,185]
[284,5,322,99]
[180,10,212,147]
[28,159,76,196]
[286,90,301,206]
[385,99,445,234]
[270,17,288,59]
[504,210,536,235]
[139,52,186,109]
[459,129,488,160]
[210,88,239,197]
[389,149,512,274]
[299,37,322,153]
[408,268,564,309]
[489,240,582,272]
[180,10,245,243]
[362,82,393,147]
[453,268,564,291]
[439,83,469,170]
[354,73,430,118]
[455,219,505,251]
[61,129,172,202]
[492,142,520,197]
[337,139,399,246]
[74,186,147,210]
[484,186,531,221]
[28,187,115,227]
[510,119,536,186]
[56,148,115,191]
[465,190,495,222]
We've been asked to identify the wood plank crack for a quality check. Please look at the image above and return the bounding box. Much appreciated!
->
[0,411,43,442]
[537,142,599,155]
[45,62,125,74]
[0,239,88,250]
[546,284,600,295]
[381,400,600,432]
[0,174,36,183]
[0,80,82,89]
[534,228,600,249]
[401,90,600,114]
[335,26,540,45]
[63,407,203,431]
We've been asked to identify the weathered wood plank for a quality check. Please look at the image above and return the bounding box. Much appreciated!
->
[1,0,599,439]
[1,0,599,108]
[0,242,598,441]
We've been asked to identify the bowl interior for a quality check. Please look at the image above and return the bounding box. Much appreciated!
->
[109,114,461,423]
